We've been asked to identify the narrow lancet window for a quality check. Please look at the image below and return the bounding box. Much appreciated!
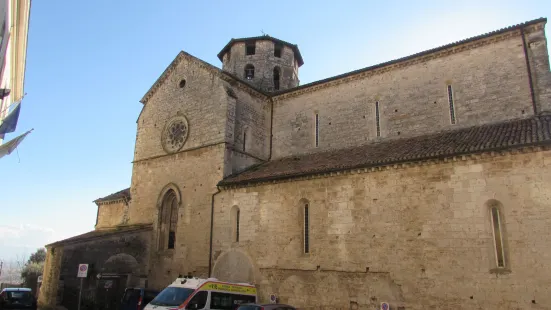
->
[315,113,319,147]
[447,85,456,124]
[236,208,240,242]
[243,131,247,152]
[375,101,381,137]
[491,206,505,268]
[304,203,309,254]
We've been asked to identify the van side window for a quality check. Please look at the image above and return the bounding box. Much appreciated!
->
[187,291,207,309]
[210,292,256,309]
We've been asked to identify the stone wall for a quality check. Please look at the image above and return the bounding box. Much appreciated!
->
[212,149,551,309]
[95,201,128,229]
[270,24,547,159]
[132,53,236,289]
[226,84,271,175]
[38,247,63,309]
[132,144,224,289]
[134,54,231,162]
[54,228,150,310]
[222,39,299,92]
[525,22,551,112]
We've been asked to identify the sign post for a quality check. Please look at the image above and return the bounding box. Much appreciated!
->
[77,264,88,310]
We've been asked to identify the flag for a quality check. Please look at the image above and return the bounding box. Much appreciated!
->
[0,129,32,159]
[0,102,21,135]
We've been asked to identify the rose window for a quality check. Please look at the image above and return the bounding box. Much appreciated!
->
[162,116,189,153]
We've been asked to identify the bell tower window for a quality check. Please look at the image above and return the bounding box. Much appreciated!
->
[245,64,255,80]
[246,41,256,55]
[273,67,281,90]
[274,42,283,58]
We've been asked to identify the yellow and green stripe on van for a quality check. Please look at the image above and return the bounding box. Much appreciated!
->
[199,282,257,295]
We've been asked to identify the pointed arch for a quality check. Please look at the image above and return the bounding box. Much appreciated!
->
[156,183,181,250]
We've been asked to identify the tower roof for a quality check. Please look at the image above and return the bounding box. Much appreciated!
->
[217,36,304,66]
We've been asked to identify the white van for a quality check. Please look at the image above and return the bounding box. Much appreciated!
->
[143,277,257,310]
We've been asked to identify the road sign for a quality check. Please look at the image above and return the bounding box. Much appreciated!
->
[270,294,277,303]
[77,264,88,278]
[381,302,389,310]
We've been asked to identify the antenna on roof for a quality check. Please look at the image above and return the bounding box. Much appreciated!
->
[261,29,268,36]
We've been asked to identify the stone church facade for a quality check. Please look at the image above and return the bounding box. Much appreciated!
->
[39,18,551,310]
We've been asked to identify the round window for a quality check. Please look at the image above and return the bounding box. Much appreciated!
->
[161,116,189,153]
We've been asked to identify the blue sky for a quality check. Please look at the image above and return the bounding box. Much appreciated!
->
[0,0,550,261]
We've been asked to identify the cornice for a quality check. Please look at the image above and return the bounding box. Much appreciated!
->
[95,197,129,206]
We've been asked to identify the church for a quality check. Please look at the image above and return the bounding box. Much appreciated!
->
[39,17,551,310]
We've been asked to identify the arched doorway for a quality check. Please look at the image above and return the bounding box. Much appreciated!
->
[97,253,139,310]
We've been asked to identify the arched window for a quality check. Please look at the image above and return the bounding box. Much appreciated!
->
[159,189,179,250]
[244,64,255,80]
[231,206,240,243]
[273,67,281,90]
[490,205,505,268]
[486,200,508,270]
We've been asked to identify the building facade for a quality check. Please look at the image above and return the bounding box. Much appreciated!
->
[40,18,551,310]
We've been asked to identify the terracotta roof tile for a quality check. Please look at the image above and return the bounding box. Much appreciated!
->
[46,225,152,247]
[94,188,130,204]
[219,115,551,186]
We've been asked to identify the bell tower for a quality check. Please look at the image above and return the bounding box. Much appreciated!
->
[217,36,304,92]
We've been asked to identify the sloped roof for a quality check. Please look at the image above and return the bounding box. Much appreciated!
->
[46,224,152,247]
[219,114,551,187]
[94,188,130,204]
[217,36,304,66]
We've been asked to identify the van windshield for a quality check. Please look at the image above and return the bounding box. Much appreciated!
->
[149,287,194,307]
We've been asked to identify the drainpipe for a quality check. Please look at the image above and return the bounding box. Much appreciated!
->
[521,27,538,115]
[208,187,222,277]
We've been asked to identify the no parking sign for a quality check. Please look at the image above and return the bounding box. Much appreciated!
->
[77,264,88,278]
[381,302,389,310]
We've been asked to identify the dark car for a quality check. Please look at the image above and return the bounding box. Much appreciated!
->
[0,288,37,310]
[120,287,160,310]
[237,304,296,310]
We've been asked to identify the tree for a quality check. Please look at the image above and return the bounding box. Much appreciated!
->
[20,248,46,290]
[27,248,46,265]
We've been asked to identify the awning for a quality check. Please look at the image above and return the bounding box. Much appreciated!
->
[0,102,22,135]
[0,129,32,159]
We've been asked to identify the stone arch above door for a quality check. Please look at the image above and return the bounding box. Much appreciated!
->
[212,249,257,284]
[102,253,138,274]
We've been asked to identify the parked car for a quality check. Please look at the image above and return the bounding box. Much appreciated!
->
[237,304,296,310]
[0,288,37,310]
[120,288,160,310]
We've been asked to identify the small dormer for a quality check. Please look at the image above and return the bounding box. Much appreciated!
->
[217,36,303,92]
